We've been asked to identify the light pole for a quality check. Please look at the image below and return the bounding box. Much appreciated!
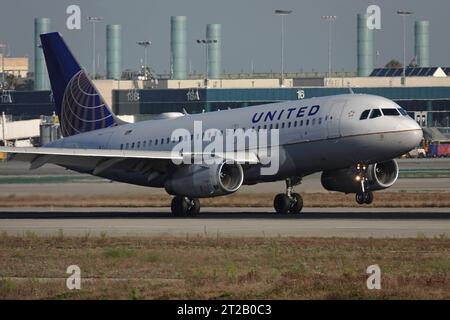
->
[196,39,217,87]
[275,10,292,87]
[137,41,151,79]
[87,16,103,78]
[397,10,413,84]
[321,15,337,78]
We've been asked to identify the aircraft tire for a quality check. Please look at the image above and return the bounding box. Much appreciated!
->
[289,193,303,214]
[274,193,290,214]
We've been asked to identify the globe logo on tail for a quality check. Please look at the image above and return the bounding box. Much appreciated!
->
[61,70,116,136]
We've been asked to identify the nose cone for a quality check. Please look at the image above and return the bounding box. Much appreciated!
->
[405,119,423,150]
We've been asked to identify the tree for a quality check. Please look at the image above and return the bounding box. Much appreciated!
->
[384,59,403,68]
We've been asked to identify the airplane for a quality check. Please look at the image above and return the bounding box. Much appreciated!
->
[0,32,423,216]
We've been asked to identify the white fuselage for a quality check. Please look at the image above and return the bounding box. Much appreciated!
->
[47,94,423,187]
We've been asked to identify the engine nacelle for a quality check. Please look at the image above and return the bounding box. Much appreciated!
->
[165,162,244,197]
[321,159,399,193]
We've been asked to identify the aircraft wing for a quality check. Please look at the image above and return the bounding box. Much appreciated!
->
[0,147,259,172]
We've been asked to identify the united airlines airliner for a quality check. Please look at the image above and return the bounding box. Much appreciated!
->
[0,33,423,216]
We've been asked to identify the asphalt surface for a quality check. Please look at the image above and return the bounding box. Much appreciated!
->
[0,207,449,238]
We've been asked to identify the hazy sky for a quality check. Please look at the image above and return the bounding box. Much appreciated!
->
[1,0,449,75]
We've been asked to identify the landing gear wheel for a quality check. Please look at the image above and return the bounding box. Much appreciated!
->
[171,197,201,217]
[356,192,365,205]
[356,192,374,205]
[289,193,303,214]
[188,198,200,216]
[364,191,374,205]
[274,193,290,214]
[171,196,189,217]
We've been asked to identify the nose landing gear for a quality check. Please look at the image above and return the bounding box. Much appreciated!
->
[355,163,374,205]
[273,177,304,214]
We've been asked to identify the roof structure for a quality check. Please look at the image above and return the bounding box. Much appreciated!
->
[370,67,447,77]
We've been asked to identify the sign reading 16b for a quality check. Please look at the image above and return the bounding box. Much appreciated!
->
[127,89,140,102]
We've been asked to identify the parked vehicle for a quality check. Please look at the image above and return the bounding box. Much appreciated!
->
[404,147,426,158]
[427,141,450,158]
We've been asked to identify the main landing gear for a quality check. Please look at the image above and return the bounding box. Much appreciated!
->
[171,196,200,217]
[354,163,374,205]
[273,178,303,214]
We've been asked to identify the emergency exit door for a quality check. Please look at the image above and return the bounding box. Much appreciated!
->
[327,101,346,138]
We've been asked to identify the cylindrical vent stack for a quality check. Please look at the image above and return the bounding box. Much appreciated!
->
[170,16,188,80]
[34,17,51,90]
[206,24,221,79]
[415,21,430,67]
[357,14,373,77]
[106,24,122,80]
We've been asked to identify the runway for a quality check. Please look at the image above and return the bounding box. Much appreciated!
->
[0,207,449,238]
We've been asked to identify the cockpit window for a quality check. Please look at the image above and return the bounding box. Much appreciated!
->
[397,108,408,116]
[382,108,400,116]
[369,109,382,119]
[360,109,370,120]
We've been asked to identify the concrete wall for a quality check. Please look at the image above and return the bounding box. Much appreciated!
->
[0,55,29,78]
[156,78,293,89]
[93,80,144,109]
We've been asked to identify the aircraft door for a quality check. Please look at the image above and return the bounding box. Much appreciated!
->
[327,101,346,138]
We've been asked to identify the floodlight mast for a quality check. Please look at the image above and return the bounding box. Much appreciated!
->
[275,10,292,87]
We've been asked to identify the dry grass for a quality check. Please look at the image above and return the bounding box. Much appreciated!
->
[0,192,449,208]
[0,235,449,299]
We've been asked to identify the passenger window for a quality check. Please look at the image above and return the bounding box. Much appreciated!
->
[306,119,310,126]
[275,123,279,129]
[155,140,158,146]
[143,141,146,148]
[294,121,297,127]
[125,143,129,149]
[282,123,285,128]
[382,108,400,116]
[137,141,141,148]
[120,144,123,150]
[149,140,152,146]
[318,118,322,124]
[360,109,370,120]
[312,119,316,125]
[161,138,164,145]
[369,109,382,119]
[131,142,135,149]
[288,122,291,128]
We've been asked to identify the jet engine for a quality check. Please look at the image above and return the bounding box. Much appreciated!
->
[321,159,399,193]
[165,162,244,197]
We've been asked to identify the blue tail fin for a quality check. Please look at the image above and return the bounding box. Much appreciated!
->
[40,32,121,137]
